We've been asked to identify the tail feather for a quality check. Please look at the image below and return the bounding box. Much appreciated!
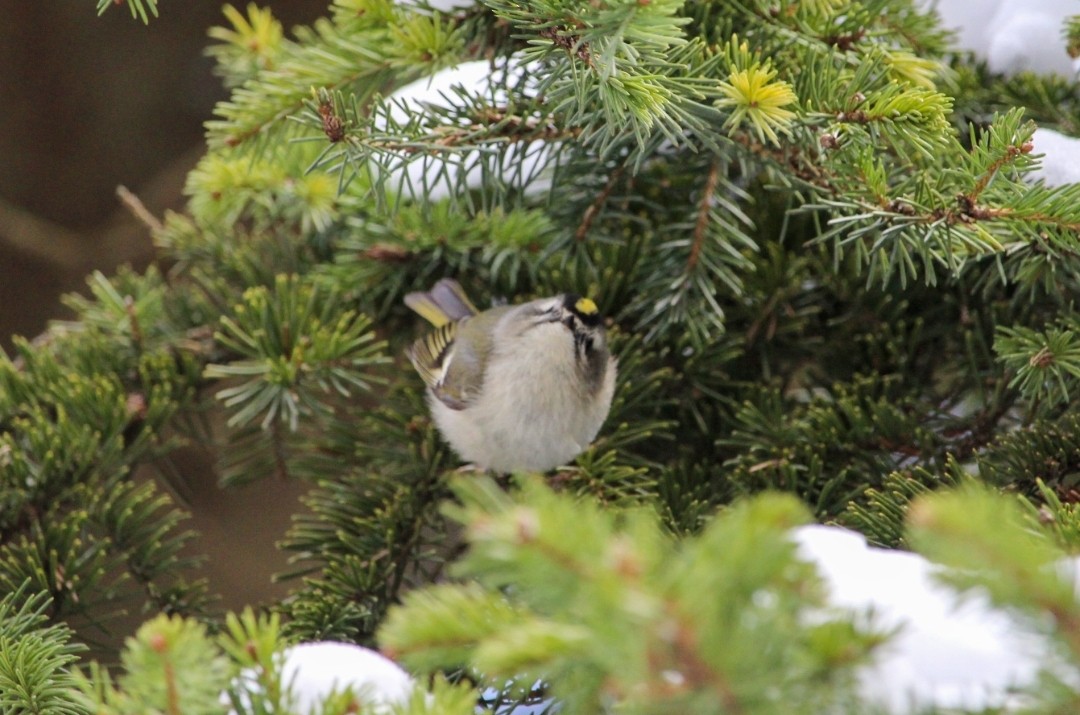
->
[404,279,479,327]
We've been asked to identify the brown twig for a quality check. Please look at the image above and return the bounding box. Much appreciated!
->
[967,140,1034,204]
[116,185,164,233]
[687,161,722,271]
[574,165,626,241]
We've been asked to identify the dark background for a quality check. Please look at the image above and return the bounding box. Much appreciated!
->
[0,0,326,349]
[0,0,329,638]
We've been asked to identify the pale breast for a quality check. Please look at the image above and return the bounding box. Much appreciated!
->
[430,320,616,472]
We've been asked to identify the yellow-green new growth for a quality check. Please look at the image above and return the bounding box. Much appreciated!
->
[716,65,799,146]
[796,0,849,16]
[882,49,941,90]
[208,4,285,68]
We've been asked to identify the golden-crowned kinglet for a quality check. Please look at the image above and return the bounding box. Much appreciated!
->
[404,279,617,473]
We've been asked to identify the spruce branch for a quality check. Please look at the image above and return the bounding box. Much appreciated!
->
[716,62,798,146]
[0,583,85,715]
[97,0,159,24]
[996,320,1080,411]
[93,480,210,613]
[795,107,1080,287]
[279,387,456,643]
[205,274,389,432]
[20,2,1080,708]
[381,477,883,712]
[206,3,286,88]
[909,486,1080,663]
[628,155,756,346]
[572,163,627,242]
[298,73,575,211]
[205,0,434,150]
[720,376,949,519]
[688,160,722,271]
[73,614,232,715]
[1068,13,1080,60]
[837,465,951,548]
[1018,478,1080,550]
[978,413,1080,501]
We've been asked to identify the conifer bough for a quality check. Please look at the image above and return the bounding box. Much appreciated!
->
[7,0,1080,712]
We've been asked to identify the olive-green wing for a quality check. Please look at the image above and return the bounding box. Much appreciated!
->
[406,320,485,410]
[407,322,457,392]
[407,308,506,411]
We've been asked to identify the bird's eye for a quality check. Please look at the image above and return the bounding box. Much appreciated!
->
[525,304,563,327]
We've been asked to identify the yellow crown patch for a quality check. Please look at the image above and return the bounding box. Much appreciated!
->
[575,297,598,315]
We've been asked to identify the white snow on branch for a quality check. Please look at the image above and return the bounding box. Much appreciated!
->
[379,61,553,201]
[263,526,1080,715]
[1028,127,1080,186]
[921,0,1080,76]
[792,525,1071,713]
[229,642,416,714]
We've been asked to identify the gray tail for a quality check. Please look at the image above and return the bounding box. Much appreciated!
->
[404,278,479,326]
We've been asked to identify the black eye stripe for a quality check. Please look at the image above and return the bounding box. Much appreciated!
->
[574,330,594,355]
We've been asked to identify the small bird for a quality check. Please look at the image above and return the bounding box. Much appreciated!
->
[404,279,617,473]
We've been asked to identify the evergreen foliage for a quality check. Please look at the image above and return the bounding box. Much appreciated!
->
[381,477,885,715]
[11,0,1080,711]
[98,0,159,24]
[0,583,84,715]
